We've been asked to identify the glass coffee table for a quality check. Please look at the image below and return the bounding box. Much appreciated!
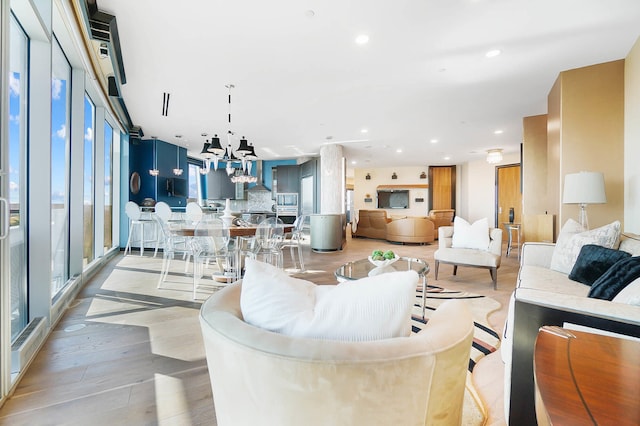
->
[335,257,430,319]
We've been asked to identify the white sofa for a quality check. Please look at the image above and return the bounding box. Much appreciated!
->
[502,236,640,424]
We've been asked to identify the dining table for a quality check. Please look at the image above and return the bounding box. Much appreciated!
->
[172,224,294,237]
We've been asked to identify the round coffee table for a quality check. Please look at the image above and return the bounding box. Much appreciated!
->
[335,257,429,319]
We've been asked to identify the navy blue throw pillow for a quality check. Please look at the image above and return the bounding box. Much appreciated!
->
[568,244,631,286]
[588,256,640,300]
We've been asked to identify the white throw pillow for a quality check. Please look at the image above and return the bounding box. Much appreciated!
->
[550,220,621,274]
[240,258,418,341]
[240,258,317,336]
[451,217,490,250]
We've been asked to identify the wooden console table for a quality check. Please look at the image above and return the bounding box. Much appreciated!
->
[534,326,640,425]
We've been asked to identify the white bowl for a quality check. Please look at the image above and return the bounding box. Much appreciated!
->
[368,256,399,268]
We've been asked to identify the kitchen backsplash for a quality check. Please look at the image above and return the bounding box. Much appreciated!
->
[248,191,275,212]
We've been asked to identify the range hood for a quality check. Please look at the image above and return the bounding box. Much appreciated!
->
[247,160,270,192]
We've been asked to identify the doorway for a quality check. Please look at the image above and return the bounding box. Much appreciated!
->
[496,164,522,242]
[428,166,456,211]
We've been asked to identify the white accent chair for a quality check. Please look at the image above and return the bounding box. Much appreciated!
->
[434,225,503,289]
[199,282,474,426]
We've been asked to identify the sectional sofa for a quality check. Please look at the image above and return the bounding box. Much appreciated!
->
[351,210,435,244]
[502,227,640,424]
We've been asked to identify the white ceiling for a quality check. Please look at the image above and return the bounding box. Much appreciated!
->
[97,0,640,169]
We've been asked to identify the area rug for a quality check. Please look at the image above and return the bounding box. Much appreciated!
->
[411,284,502,426]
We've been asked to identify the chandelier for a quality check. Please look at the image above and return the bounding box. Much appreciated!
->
[199,84,257,183]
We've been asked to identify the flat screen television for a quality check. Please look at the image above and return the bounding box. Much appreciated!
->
[377,190,409,209]
[166,178,187,197]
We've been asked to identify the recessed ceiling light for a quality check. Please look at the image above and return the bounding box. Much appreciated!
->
[430,139,438,144]
[396,149,402,153]
[494,129,504,134]
[305,10,315,18]
[351,160,356,165]
[361,128,368,133]
[486,49,501,58]
[444,156,451,161]
[355,34,369,45]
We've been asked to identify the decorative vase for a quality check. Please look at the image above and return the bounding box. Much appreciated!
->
[508,207,515,224]
[221,198,234,227]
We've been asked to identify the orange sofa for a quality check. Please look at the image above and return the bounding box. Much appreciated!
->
[352,210,391,240]
[352,210,435,244]
[428,209,455,239]
[386,217,435,244]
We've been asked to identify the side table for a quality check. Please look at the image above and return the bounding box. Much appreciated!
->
[503,222,521,259]
[534,325,640,425]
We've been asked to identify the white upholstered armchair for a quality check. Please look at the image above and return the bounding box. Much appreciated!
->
[199,282,474,426]
[434,225,503,289]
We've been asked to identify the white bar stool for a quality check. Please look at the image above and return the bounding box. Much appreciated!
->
[125,201,159,256]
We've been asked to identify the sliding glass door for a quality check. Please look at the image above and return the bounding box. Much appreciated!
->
[8,13,29,341]
[51,37,71,298]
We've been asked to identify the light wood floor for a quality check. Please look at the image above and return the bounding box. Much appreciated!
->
[0,233,518,425]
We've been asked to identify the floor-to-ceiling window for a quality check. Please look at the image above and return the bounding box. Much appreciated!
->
[2,0,123,400]
[51,37,71,298]
[83,95,95,266]
[8,13,29,341]
[104,121,113,251]
[188,162,200,200]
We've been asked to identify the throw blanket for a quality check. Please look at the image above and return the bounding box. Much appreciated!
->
[588,256,640,300]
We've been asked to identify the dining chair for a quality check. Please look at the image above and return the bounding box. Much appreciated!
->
[253,217,285,268]
[155,201,191,272]
[185,201,204,225]
[124,201,159,257]
[155,216,192,288]
[191,218,237,299]
[280,215,307,271]
[236,235,258,277]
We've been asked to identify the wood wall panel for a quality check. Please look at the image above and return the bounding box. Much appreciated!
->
[558,60,625,229]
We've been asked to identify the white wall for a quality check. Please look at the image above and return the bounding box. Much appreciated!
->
[458,152,521,227]
[353,166,429,219]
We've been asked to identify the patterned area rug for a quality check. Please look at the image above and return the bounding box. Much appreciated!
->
[411,284,502,371]
[411,284,502,426]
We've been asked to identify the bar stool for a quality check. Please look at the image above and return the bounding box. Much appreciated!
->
[124,201,159,256]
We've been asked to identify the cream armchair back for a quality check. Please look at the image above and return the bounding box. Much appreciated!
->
[434,226,503,289]
[199,283,474,426]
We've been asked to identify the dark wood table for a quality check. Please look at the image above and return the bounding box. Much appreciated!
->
[534,325,640,425]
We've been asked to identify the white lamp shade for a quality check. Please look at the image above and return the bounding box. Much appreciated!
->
[562,172,606,204]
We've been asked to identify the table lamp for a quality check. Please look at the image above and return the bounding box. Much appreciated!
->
[562,171,606,230]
